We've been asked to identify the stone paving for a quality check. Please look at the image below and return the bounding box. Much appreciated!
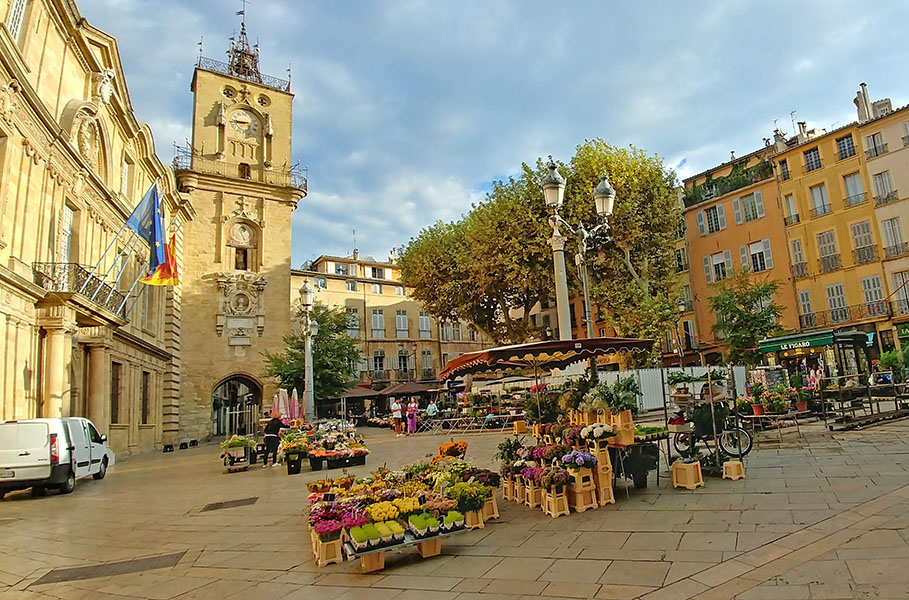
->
[1,420,909,599]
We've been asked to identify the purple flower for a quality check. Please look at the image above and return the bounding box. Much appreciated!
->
[575,457,584,466]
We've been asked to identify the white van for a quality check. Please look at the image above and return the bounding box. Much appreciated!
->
[0,418,115,498]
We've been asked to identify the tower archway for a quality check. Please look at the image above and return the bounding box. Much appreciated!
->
[211,373,262,436]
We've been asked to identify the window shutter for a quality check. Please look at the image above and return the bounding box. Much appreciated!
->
[696,211,706,236]
[732,198,742,224]
[723,249,733,271]
[739,245,748,268]
[717,204,727,229]
[703,256,712,284]
[762,238,774,269]
[754,190,765,217]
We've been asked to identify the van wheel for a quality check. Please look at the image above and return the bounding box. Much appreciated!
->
[31,486,47,497]
[58,471,75,495]
[93,458,108,480]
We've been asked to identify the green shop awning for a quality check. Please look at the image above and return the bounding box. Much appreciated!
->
[759,330,834,353]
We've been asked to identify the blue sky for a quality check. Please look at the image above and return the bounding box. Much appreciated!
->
[79,0,909,267]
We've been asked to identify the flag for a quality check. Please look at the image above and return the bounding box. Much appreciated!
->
[140,235,179,286]
[125,183,166,274]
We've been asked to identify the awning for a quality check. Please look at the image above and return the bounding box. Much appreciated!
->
[337,386,383,399]
[759,329,873,353]
[379,381,437,396]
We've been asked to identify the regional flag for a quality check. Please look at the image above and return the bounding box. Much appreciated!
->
[140,235,179,286]
[125,182,166,273]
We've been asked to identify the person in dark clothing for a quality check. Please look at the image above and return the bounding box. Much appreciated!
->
[262,411,287,467]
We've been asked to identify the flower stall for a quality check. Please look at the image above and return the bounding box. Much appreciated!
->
[305,443,496,572]
[306,430,370,471]
[279,429,308,474]
[219,435,256,473]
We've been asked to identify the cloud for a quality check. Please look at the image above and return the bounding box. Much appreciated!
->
[77,0,909,266]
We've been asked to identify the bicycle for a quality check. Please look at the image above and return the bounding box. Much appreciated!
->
[670,402,753,458]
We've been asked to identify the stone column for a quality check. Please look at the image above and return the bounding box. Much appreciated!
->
[86,344,109,432]
[37,304,76,419]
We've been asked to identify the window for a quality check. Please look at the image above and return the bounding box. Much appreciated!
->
[706,250,731,283]
[60,204,75,263]
[880,329,895,352]
[865,132,886,158]
[397,353,410,376]
[799,290,815,327]
[825,283,848,323]
[120,157,134,198]
[850,220,875,263]
[441,322,452,341]
[682,320,698,350]
[817,230,839,271]
[836,134,856,160]
[791,239,805,264]
[371,309,385,338]
[346,280,357,292]
[779,159,790,181]
[314,277,327,289]
[238,163,251,179]
[804,147,822,172]
[370,267,385,279]
[703,205,726,234]
[861,275,886,316]
[7,0,28,41]
[452,323,462,341]
[680,285,691,307]
[882,218,904,257]
[469,327,477,342]
[418,312,431,339]
[346,307,359,338]
[734,191,765,223]
[674,248,688,272]
[335,263,349,275]
[371,283,382,294]
[372,350,385,374]
[110,361,122,424]
[395,310,409,338]
[234,248,248,271]
[784,194,798,224]
[663,330,675,353]
[740,239,774,272]
[904,121,909,146]
[441,353,450,368]
[894,272,909,316]
[810,184,829,216]
[141,371,151,425]
[872,171,894,204]
[675,217,686,240]
[844,173,865,206]
[395,286,405,296]
[421,350,433,371]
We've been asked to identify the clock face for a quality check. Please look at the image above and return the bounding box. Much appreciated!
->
[230,110,260,137]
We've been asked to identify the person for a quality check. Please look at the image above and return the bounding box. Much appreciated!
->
[390,398,404,437]
[426,399,439,419]
[262,411,288,467]
[406,397,419,435]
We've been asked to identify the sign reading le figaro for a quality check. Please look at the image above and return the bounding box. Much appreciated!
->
[779,340,811,351]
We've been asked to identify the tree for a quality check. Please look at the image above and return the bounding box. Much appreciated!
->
[263,305,361,401]
[707,268,784,366]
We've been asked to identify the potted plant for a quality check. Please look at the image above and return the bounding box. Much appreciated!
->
[441,510,465,532]
[580,423,616,451]
[560,450,598,471]
[446,481,491,529]
[540,467,570,495]
[735,397,753,414]
[348,526,368,552]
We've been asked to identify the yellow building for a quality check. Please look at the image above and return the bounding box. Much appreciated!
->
[0,0,192,453]
[681,147,798,363]
[773,83,901,363]
[174,20,306,438]
[292,252,491,394]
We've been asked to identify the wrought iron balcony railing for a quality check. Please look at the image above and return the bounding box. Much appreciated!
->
[421,368,436,380]
[852,245,878,264]
[884,242,909,259]
[819,254,841,273]
[371,370,388,381]
[32,263,127,319]
[784,214,800,226]
[874,190,900,206]
[892,299,909,317]
[197,56,290,91]
[845,192,867,206]
[799,312,823,329]
[810,204,831,218]
[173,146,307,191]
[793,262,808,279]
[865,143,888,159]
[675,261,689,273]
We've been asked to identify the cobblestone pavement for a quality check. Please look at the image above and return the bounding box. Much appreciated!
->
[1,420,909,599]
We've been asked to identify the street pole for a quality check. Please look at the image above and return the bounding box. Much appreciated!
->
[550,226,573,341]
[304,308,315,422]
[578,251,598,382]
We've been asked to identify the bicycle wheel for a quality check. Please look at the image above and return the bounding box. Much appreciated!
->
[672,433,692,456]
[719,427,753,457]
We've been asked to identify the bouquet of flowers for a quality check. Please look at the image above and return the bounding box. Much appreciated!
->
[580,424,615,440]
[520,466,543,484]
[307,503,340,527]
[219,434,256,450]
[540,467,570,490]
[314,518,342,542]
[560,450,598,470]
[340,509,369,530]
[445,481,492,513]
[530,445,548,460]
[279,430,307,454]
[463,468,500,488]
[543,444,572,464]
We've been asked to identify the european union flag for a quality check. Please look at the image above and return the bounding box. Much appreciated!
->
[125,183,166,273]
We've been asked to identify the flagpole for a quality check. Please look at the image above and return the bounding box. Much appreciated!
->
[119,220,184,316]
[100,236,143,304]
[117,270,145,315]
[94,235,142,301]
[124,282,148,319]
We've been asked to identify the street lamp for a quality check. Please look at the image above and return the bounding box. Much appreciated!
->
[675,296,687,368]
[543,157,617,382]
[299,280,319,421]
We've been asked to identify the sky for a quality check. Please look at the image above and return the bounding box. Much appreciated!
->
[78,0,909,267]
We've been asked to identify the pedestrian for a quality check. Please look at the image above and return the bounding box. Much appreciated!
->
[426,399,439,419]
[390,398,404,437]
[406,397,419,435]
[262,411,288,467]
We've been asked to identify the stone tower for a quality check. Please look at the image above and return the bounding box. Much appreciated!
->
[174,17,306,441]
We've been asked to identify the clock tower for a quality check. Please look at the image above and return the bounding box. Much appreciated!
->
[174,17,306,442]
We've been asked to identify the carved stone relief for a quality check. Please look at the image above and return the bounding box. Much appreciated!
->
[92,69,116,105]
[215,271,267,344]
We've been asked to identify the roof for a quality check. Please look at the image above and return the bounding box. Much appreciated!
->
[683,145,772,186]
[311,254,395,269]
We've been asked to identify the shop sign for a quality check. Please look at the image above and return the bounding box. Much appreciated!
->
[779,340,811,351]
[897,323,909,339]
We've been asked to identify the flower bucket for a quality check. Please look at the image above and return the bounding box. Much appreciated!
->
[796,401,808,412]
[464,509,485,529]
[588,438,611,452]
[596,409,612,425]
[752,403,765,416]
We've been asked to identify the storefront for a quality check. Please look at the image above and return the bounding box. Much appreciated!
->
[897,323,909,349]
[759,329,875,378]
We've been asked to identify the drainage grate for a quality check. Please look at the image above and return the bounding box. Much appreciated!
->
[31,551,186,585]
[200,496,258,512]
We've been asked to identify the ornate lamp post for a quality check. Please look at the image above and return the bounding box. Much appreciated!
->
[542,157,617,381]
[675,297,687,368]
[299,280,319,421]
[398,342,418,380]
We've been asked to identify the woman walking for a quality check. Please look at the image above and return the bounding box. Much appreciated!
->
[406,397,419,436]
[262,411,287,467]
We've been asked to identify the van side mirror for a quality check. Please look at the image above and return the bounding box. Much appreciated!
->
[101,434,108,443]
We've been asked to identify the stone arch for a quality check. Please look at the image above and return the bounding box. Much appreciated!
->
[210,372,263,437]
[224,216,261,272]
[59,99,112,185]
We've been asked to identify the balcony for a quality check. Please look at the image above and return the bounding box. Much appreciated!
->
[197,55,291,91]
[845,192,867,207]
[32,262,127,319]
[865,144,888,159]
[810,204,831,218]
[680,298,694,312]
[818,254,841,273]
[874,190,900,206]
[784,214,800,226]
[884,242,909,259]
[396,369,411,381]
[173,146,307,191]
[860,302,890,319]
[852,245,878,264]
[892,299,909,317]
[421,368,436,380]
[372,370,388,381]
[799,312,825,329]
[793,262,809,279]
[681,160,773,207]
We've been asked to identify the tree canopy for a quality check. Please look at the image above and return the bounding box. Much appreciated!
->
[707,268,784,366]
[263,304,361,401]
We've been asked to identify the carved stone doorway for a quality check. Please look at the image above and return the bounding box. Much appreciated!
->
[211,375,262,437]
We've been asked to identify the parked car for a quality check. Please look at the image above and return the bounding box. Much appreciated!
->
[0,418,115,498]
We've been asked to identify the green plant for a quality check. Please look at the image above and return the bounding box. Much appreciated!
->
[446,481,492,513]
[219,435,256,450]
[349,526,367,544]
[363,524,380,541]
[879,350,903,372]
[690,402,729,438]
[522,392,560,424]
[495,437,524,463]
[443,510,464,524]
[610,376,640,415]
[667,371,692,386]
[559,375,595,410]
[735,397,753,413]
[750,381,765,401]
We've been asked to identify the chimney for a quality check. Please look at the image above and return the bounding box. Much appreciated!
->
[854,82,872,123]
[797,121,807,144]
[730,150,736,161]
[353,248,360,260]
[388,248,398,264]
[773,128,788,152]
[872,98,892,118]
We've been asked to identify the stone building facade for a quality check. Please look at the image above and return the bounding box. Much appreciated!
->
[0,0,192,455]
